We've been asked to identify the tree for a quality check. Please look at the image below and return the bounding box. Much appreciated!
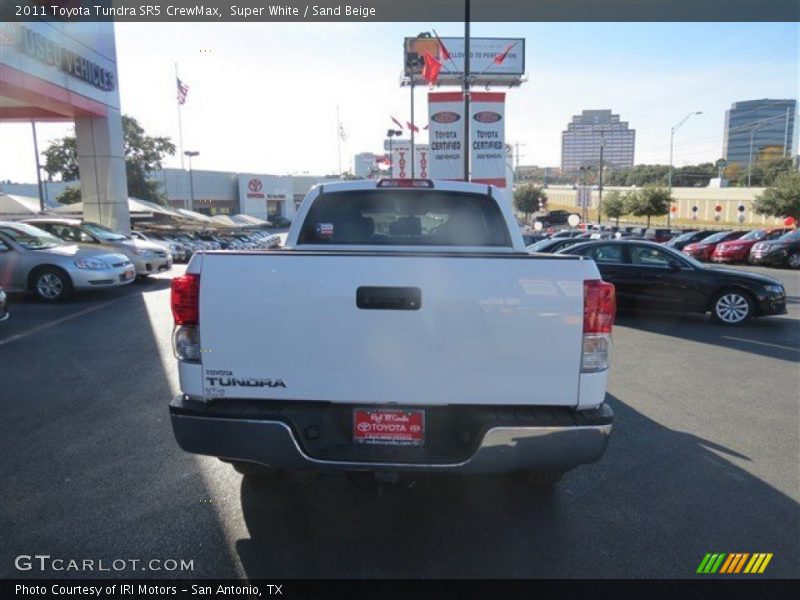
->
[57,186,82,205]
[602,190,627,225]
[43,137,78,181]
[753,170,800,222]
[42,115,175,204]
[513,184,547,222]
[627,186,671,228]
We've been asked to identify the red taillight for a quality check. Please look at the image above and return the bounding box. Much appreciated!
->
[171,273,199,325]
[376,178,434,188]
[584,280,616,334]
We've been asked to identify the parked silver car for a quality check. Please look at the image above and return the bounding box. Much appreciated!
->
[0,286,8,321]
[131,230,186,263]
[0,221,135,302]
[23,218,172,277]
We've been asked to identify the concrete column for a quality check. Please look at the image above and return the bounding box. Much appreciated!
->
[75,106,130,233]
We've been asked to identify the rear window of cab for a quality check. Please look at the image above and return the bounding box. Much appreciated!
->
[298,190,512,247]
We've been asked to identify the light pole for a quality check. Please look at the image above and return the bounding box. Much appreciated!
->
[746,114,788,188]
[386,129,402,178]
[184,150,199,212]
[668,111,702,227]
[597,131,605,225]
[578,164,591,226]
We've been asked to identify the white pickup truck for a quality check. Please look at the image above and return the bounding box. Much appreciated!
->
[169,179,616,484]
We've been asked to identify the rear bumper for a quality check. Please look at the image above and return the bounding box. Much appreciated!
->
[169,396,613,473]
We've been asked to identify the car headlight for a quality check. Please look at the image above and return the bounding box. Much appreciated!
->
[75,258,109,270]
[764,284,784,294]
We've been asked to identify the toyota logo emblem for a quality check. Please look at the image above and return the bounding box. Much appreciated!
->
[248,178,263,192]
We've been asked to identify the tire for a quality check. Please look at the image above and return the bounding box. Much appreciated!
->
[786,253,800,269]
[711,289,753,325]
[231,461,286,479]
[30,266,72,302]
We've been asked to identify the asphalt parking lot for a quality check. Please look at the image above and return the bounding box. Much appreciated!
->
[1,264,798,579]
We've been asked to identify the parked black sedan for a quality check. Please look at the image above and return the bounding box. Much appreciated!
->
[662,229,719,251]
[749,229,800,269]
[557,240,787,325]
[527,237,594,254]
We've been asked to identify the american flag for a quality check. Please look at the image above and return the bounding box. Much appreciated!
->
[315,223,334,238]
[177,78,189,105]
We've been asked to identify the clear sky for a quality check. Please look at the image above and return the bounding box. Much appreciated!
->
[1,21,797,182]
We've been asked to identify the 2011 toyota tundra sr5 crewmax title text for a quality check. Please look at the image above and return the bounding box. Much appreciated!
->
[168,179,616,485]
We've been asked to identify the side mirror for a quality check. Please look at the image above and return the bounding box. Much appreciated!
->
[668,260,682,271]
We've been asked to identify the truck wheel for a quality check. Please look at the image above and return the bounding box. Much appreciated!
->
[30,266,73,302]
[231,461,285,479]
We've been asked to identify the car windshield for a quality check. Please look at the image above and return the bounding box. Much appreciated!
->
[82,222,127,241]
[739,230,766,241]
[528,238,559,252]
[0,223,65,250]
[701,231,734,244]
[778,230,800,242]
[670,231,698,243]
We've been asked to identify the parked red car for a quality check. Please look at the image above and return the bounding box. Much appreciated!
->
[711,228,794,264]
[683,230,748,261]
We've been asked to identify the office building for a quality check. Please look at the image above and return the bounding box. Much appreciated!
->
[723,99,796,166]
[561,110,635,172]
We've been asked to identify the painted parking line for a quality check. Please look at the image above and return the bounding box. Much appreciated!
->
[0,294,133,347]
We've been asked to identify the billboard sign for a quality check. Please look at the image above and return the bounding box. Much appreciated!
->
[470,92,506,187]
[428,92,465,181]
[405,37,524,86]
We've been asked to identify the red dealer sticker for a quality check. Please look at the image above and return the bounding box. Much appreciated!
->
[353,409,425,446]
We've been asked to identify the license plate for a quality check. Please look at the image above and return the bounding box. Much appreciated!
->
[353,408,425,446]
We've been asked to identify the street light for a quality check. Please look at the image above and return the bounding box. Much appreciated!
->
[184,150,199,212]
[386,129,402,178]
[668,111,702,227]
[746,114,789,188]
[578,164,592,226]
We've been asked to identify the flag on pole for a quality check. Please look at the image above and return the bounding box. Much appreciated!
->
[422,52,442,84]
[177,78,189,104]
[391,116,404,130]
[406,121,420,133]
[435,35,451,60]
[339,122,347,141]
[493,43,517,66]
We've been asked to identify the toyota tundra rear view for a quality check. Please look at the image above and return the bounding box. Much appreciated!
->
[168,179,616,484]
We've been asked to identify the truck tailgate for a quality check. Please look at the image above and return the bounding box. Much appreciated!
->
[197,252,585,406]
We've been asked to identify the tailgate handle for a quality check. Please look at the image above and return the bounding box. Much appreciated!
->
[357,286,421,310]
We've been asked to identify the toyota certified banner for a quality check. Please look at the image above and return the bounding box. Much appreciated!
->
[428,92,465,181]
[470,92,506,187]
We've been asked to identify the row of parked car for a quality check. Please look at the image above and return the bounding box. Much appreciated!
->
[0,217,282,305]
[130,228,281,263]
[524,224,800,269]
